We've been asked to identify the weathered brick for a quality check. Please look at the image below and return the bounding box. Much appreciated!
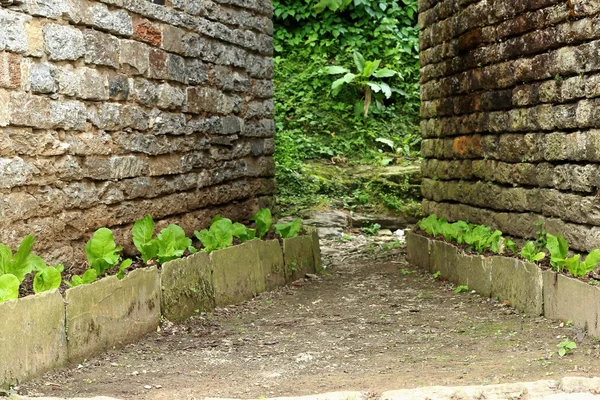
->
[133,17,162,46]
[84,30,120,68]
[0,52,21,89]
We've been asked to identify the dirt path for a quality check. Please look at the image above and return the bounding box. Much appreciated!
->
[18,235,600,400]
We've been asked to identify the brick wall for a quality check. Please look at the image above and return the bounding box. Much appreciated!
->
[0,0,275,263]
[418,0,600,251]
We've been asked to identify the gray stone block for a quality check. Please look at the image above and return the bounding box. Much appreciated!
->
[429,239,459,282]
[544,271,600,335]
[283,235,315,282]
[210,241,263,307]
[406,231,431,272]
[456,253,492,297]
[65,267,161,363]
[258,239,285,291]
[161,251,215,322]
[0,290,67,388]
[491,257,543,315]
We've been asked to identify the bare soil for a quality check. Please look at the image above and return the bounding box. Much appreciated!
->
[18,237,600,400]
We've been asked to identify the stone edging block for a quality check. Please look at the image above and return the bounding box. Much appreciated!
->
[283,235,316,282]
[161,251,215,322]
[0,290,67,388]
[65,267,161,363]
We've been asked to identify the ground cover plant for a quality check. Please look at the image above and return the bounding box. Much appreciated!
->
[273,0,421,215]
[417,215,600,281]
[0,209,308,304]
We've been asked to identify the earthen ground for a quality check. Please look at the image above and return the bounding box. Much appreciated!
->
[18,237,600,399]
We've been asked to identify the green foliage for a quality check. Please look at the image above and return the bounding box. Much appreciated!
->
[361,222,381,236]
[564,250,600,278]
[273,0,421,213]
[520,242,546,263]
[0,236,46,283]
[156,225,193,264]
[504,239,517,254]
[33,265,63,294]
[274,218,303,238]
[324,51,399,116]
[195,216,257,253]
[85,228,122,276]
[67,269,98,287]
[546,233,569,271]
[252,209,273,239]
[0,274,19,303]
[455,285,469,294]
[557,339,576,357]
[116,259,133,280]
[132,215,158,263]
[463,226,502,254]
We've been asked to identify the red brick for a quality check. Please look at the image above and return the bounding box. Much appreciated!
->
[133,18,162,47]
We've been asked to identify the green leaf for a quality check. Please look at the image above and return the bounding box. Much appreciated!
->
[367,82,382,93]
[546,233,569,271]
[33,266,62,294]
[252,208,272,239]
[353,51,365,73]
[81,269,98,285]
[0,274,19,303]
[379,82,392,98]
[323,66,350,75]
[275,218,303,239]
[362,59,382,77]
[117,259,133,280]
[195,229,218,253]
[211,219,234,249]
[0,244,11,275]
[132,215,156,262]
[232,222,255,243]
[558,348,566,357]
[373,68,398,78]
[26,255,47,273]
[85,228,121,276]
[8,235,37,282]
[156,225,192,264]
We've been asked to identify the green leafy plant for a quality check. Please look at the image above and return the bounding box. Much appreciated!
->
[195,216,256,253]
[85,228,122,276]
[0,236,46,282]
[557,338,576,357]
[252,208,273,239]
[116,259,133,280]
[324,51,399,116]
[520,242,546,263]
[455,285,469,293]
[564,250,600,278]
[535,221,547,251]
[361,222,381,236]
[463,225,502,254]
[0,273,20,303]
[546,233,569,271]
[67,269,98,287]
[503,239,517,254]
[132,215,158,263]
[33,265,64,294]
[156,225,193,264]
[274,218,303,238]
[432,271,441,279]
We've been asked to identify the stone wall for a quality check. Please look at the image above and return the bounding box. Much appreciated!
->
[418,0,600,251]
[0,0,275,263]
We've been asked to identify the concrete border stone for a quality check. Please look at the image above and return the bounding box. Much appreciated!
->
[65,267,161,363]
[283,235,316,282]
[406,231,431,272]
[456,253,492,297]
[491,257,543,315]
[161,251,215,322]
[0,290,67,388]
[429,239,459,282]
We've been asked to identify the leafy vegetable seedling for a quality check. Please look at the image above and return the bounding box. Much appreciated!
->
[455,285,469,293]
[520,242,545,263]
[557,339,576,357]
[252,208,272,239]
[274,218,303,239]
[546,233,569,272]
[33,265,64,294]
[85,228,123,276]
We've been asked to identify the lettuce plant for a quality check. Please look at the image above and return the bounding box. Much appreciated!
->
[156,225,193,264]
[546,233,569,271]
[520,242,545,263]
[252,208,272,239]
[275,218,303,238]
[132,215,158,263]
[85,228,122,276]
[0,236,46,282]
[67,269,98,287]
[564,250,600,278]
[195,217,256,253]
[0,274,19,303]
[33,265,64,294]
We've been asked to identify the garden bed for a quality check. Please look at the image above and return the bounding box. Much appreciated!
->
[0,230,321,389]
[407,231,600,334]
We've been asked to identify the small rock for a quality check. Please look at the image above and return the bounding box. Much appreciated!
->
[305,273,319,279]
[379,229,393,236]
[144,385,152,390]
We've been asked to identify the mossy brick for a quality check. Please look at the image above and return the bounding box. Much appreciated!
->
[0,290,67,388]
[456,253,492,297]
[283,235,316,282]
[258,239,286,291]
[65,267,161,363]
[491,257,543,315]
[161,251,215,322]
[429,239,459,283]
[406,231,431,273]
[210,241,264,307]
[543,271,600,335]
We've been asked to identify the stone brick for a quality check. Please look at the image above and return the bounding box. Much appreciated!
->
[88,4,133,36]
[0,9,29,53]
[43,23,85,61]
[84,29,120,68]
[133,17,162,46]
[79,67,108,100]
[0,52,21,89]
[29,61,57,94]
